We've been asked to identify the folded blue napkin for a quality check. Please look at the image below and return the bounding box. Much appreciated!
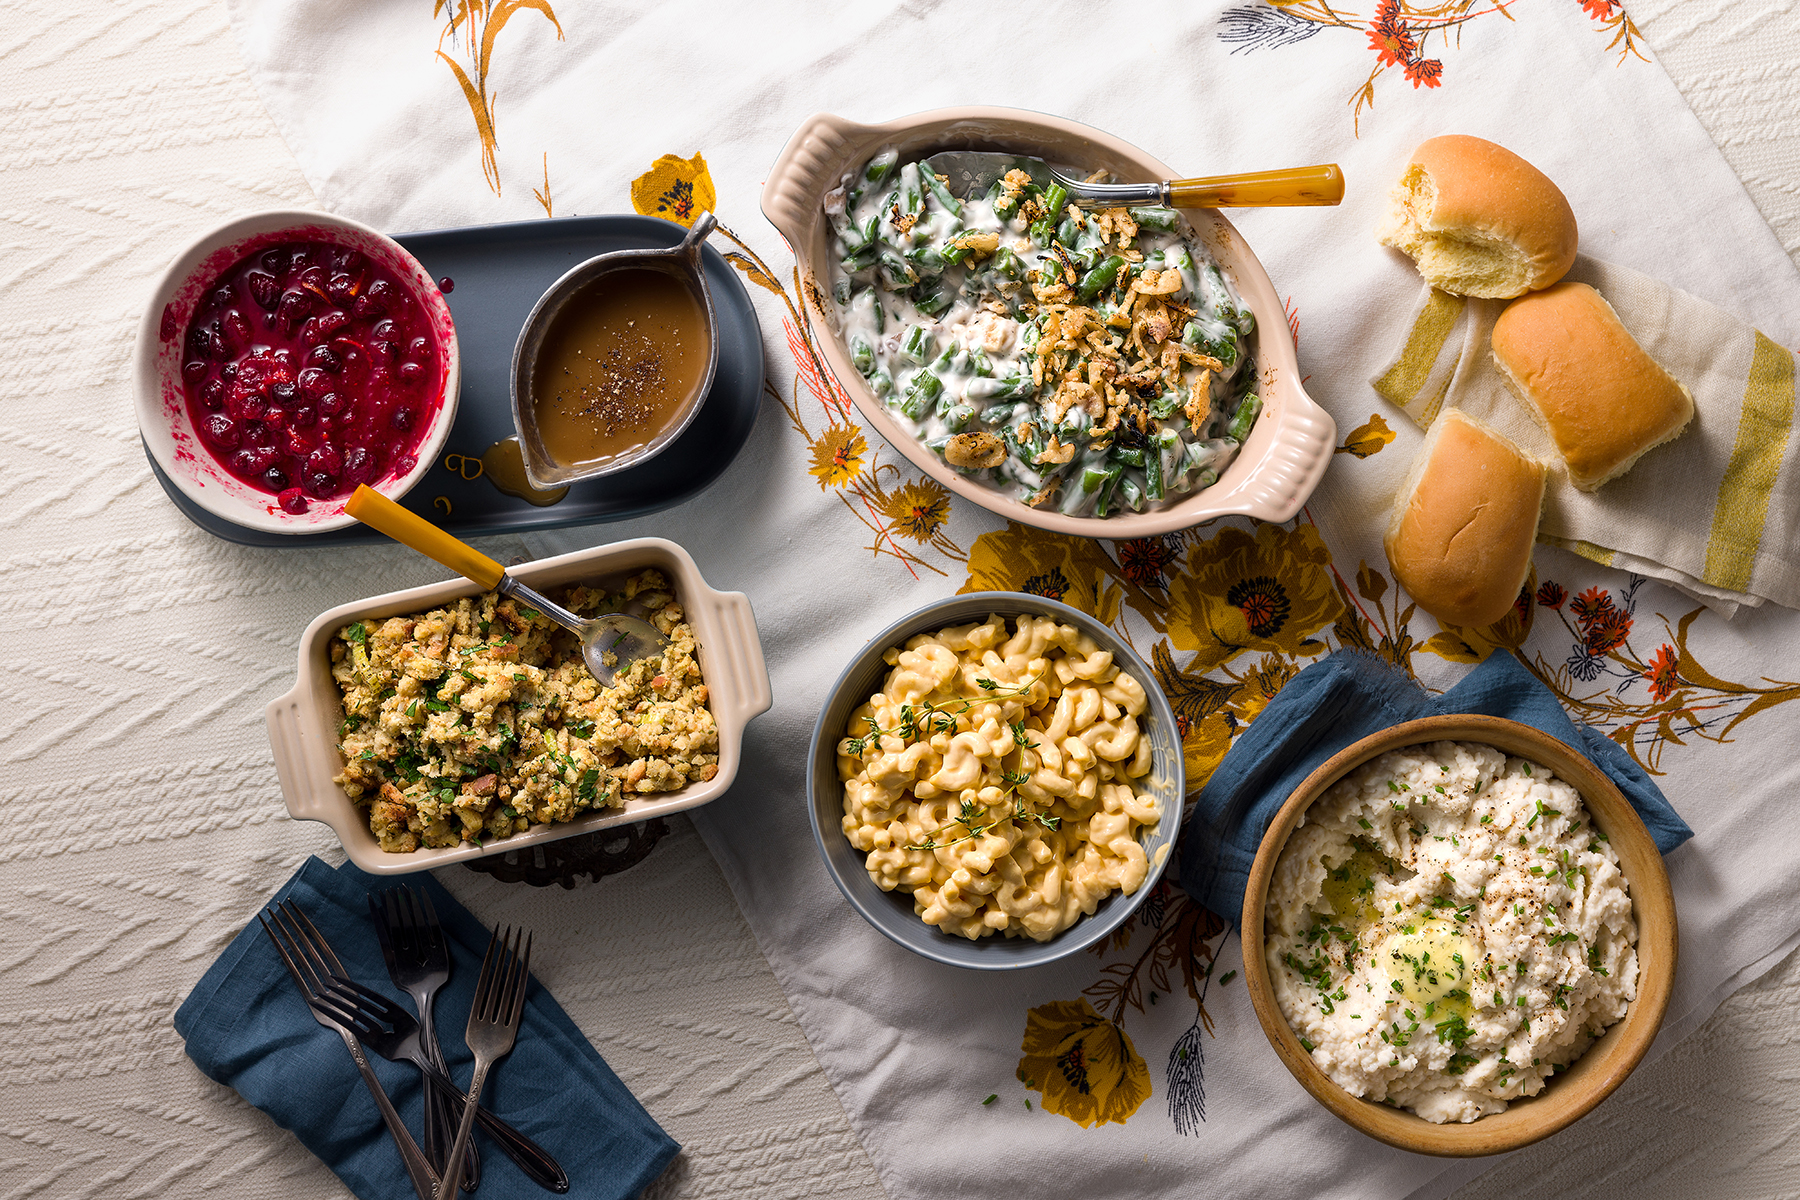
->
[173,856,678,1200]
[1178,649,1693,922]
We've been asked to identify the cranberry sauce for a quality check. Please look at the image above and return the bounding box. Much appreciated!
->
[179,241,441,515]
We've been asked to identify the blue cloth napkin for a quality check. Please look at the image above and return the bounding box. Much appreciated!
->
[173,856,678,1200]
[1178,650,1693,923]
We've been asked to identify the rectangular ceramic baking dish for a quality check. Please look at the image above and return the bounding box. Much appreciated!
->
[266,537,771,875]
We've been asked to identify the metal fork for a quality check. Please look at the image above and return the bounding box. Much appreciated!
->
[439,926,531,1200]
[260,902,439,1200]
[309,970,568,1193]
[369,887,473,1189]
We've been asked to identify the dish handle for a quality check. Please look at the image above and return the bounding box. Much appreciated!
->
[266,685,334,824]
[1252,381,1338,524]
[760,111,865,245]
[700,590,773,721]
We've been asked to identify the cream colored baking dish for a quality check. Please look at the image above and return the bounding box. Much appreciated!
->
[760,106,1336,537]
[266,537,771,875]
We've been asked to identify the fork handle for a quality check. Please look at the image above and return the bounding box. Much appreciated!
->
[417,1057,569,1193]
[335,1026,440,1200]
[437,1057,490,1200]
[1166,163,1344,208]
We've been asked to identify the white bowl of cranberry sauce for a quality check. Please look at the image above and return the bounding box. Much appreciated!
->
[135,210,460,533]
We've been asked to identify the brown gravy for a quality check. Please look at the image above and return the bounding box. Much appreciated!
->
[529,267,706,468]
[481,436,569,506]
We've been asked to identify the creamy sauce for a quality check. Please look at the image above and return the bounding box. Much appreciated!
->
[529,267,705,468]
[826,149,1259,517]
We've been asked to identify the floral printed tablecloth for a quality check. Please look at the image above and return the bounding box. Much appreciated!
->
[7,1,1800,1198]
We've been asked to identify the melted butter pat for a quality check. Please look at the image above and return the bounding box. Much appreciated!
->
[1380,918,1476,1018]
[1320,845,1394,930]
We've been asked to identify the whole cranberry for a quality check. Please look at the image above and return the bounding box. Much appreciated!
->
[263,407,288,431]
[201,412,238,447]
[268,381,297,406]
[225,384,266,420]
[310,345,344,374]
[270,349,296,372]
[307,444,342,476]
[278,486,309,514]
[209,286,235,311]
[372,318,398,340]
[247,271,280,310]
[298,368,332,400]
[243,419,277,449]
[326,272,357,304]
[263,464,290,490]
[276,291,310,330]
[318,392,347,418]
[394,453,417,476]
[219,361,238,382]
[286,247,312,275]
[407,337,431,359]
[285,428,310,456]
[232,445,277,476]
[200,378,226,410]
[372,340,398,360]
[390,407,415,431]
[342,445,379,485]
[259,249,289,275]
[221,310,251,349]
[303,470,338,498]
[366,279,396,306]
[335,248,364,273]
[298,265,326,290]
[298,318,324,347]
[398,361,425,385]
[317,310,349,338]
[183,360,209,383]
[293,405,317,427]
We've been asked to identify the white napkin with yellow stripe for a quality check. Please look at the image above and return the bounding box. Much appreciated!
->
[1372,256,1800,616]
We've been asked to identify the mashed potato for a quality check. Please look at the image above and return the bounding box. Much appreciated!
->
[1265,741,1637,1123]
[331,569,717,852]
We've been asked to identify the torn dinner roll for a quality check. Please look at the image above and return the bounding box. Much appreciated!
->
[1376,135,1578,299]
[1385,408,1548,628]
[1491,281,1695,492]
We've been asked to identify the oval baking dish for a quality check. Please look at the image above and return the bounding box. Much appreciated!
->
[266,537,772,875]
[760,106,1336,537]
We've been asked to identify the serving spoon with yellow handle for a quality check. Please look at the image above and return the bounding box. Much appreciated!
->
[926,152,1344,208]
[344,485,668,685]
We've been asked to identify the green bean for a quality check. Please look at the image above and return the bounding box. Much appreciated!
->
[1057,217,1081,248]
[879,251,917,289]
[1078,255,1126,301]
[994,186,1022,221]
[899,370,942,420]
[868,369,893,398]
[1227,393,1262,442]
[1144,440,1164,501]
[840,245,878,274]
[941,404,976,433]
[1111,447,1147,468]
[1182,320,1238,370]
[1118,475,1145,512]
[899,325,933,364]
[850,336,873,375]
[911,278,952,318]
[1040,182,1069,225]
[922,168,963,218]
[931,342,959,372]
[1150,390,1184,420]
[991,247,1025,280]
[1029,217,1056,249]
[1129,206,1180,233]
[1195,467,1219,490]
[980,401,1021,426]
[867,291,885,334]
[833,278,852,305]
[906,245,946,276]
[967,346,993,378]
[864,150,898,187]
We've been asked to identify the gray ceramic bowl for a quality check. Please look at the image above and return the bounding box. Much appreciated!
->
[807,592,1183,969]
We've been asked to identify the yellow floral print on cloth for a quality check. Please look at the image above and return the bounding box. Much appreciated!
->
[629,152,968,577]
[1216,1,1646,133]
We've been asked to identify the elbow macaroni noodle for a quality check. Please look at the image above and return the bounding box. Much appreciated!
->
[838,613,1160,942]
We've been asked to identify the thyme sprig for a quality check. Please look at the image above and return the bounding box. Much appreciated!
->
[844,672,1043,756]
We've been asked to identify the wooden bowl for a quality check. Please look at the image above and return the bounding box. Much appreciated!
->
[1240,714,1677,1156]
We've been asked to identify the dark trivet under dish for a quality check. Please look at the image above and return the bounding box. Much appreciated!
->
[463,818,671,888]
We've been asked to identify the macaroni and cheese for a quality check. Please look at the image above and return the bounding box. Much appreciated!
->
[837,613,1160,941]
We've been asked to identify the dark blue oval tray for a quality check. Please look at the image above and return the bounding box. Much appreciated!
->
[145,214,765,547]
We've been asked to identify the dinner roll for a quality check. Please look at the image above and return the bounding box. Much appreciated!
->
[1385,409,1547,628]
[1376,135,1578,298]
[1491,281,1695,492]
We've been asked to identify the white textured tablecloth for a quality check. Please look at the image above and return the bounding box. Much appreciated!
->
[4,2,1800,1198]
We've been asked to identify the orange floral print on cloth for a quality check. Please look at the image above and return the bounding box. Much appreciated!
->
[434,0,563,195]
[1216,1,1646,133]
[628,153,968,576]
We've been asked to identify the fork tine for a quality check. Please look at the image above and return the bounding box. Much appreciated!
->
[271,904,330,996]
[286,901,349,977]
[259,911,314,998]
[402,887,428,964]
[417,891,446,962]
[471,926,502,1020]
[369,891,398,962]
[262,911,364,1032]
[506,932,532,1026]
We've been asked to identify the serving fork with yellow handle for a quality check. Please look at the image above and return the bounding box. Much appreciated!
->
[925,151,1344,209]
